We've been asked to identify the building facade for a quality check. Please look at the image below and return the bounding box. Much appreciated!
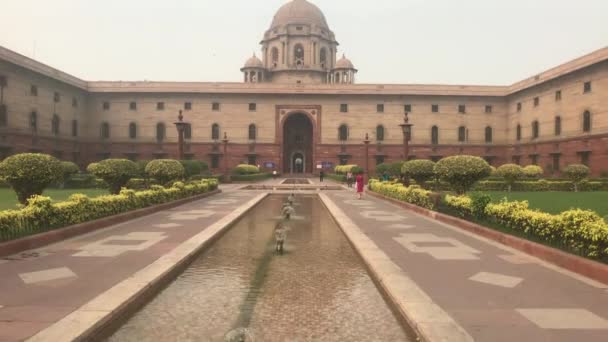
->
[0,0,606,175]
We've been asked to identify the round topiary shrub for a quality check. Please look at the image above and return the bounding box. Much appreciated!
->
[523,165,543,179]
[87,159,139,194]
[495,164,524,192]
[234,164,260,175]
[434,156,492,194]
[145,159,186,186]
[564,164,590,192]
[0,153,62,205]
[180,160,209,179]
[59,161,80,188]
[375,163,390,177]
[402,160,435,189]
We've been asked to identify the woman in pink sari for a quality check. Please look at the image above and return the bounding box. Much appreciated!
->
[355,172,364,199]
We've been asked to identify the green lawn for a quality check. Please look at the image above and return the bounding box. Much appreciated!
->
[484,191,608,217]
[0,188,108,211]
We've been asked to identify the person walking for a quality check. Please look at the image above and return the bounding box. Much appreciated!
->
[272,169,277,179]
[356,171,364,199]
[346,171,353,188]
[319,170,325,182]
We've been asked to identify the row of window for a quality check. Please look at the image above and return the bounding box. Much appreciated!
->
[26,111,79,137]
[336,124,493,144]
[515,81,592,112]
[28,85,80,107]
[101,122,259,141]
[102,101,233,112]
[515,111,592,141]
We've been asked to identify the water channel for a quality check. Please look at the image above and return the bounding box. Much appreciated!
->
[107,194,415,341]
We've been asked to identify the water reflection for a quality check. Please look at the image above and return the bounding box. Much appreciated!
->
[107,195,413,342]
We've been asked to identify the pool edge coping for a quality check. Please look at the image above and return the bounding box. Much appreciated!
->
[25,192,269,342]
[318,193,474,342]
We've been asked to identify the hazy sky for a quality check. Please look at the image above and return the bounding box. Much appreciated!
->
[1,0,606,85]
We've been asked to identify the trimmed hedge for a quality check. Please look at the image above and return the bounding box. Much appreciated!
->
[426,179,608,192]
[88,159,139,194]
[335,165,361,175]
[234,164,260,175]
[231,173,272,182]
[326,173,346,183]
[443,194,608,261]
[0,179,218,242]
[369,179,435,209]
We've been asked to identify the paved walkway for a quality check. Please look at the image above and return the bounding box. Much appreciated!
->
[0,187,262,342]
[324,190,608,341]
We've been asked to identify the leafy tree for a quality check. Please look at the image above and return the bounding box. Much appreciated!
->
[0,153,62,204]
[87,159,139,194]
[563,164,590,192]
[496,164,524,192]
[145,159,185,185]
[522,165,544,179]
[402,160,435,189]
[434,156,491,194]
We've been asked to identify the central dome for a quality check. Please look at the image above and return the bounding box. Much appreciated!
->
[270,0,329,29]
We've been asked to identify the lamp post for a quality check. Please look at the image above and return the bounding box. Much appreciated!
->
[399,112,413,161]
[363,133,371,184]
[174,110,187,160]
[222,132,231,183]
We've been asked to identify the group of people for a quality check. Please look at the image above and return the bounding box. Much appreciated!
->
[345,171,365,199]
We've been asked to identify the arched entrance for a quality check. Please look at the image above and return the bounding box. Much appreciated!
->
[283,113,313,174]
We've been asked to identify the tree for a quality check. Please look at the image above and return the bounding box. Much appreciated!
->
[145,159,185,185]
[87,159,139,194]
[401,160,435,189]
[563,164,590,192]
[496,164,524,192]
[434,156,491,194]
[59,161,80,188]
[523,165,544,179]
[0,153,62,204]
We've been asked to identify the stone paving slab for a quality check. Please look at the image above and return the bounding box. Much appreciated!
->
[0,188,263,342]
[324,191,608,342]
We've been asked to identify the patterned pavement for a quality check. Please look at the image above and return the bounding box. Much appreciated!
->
[0,188,261,342]
[324,190,608,341]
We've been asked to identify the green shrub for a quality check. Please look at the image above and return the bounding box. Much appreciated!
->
[375,163,391,177]
[231,173,272,182]
[495,164,524,192]
[135,160,151,178]
[0,179,217,242]
[234,164,260,175]
[402,160,435,189]
[564,164,590,192]
[469,192,491,218]
[326,173,346,183]
[369,179,435,209]
[334,165,359,175]
[523,165,544,179]
[87,159,139,195]
[58,161,80,188]
[145,159,186,185]
[64,173,97,189]
[0,153,62,205]
[180,160,206,178]
[444,194,473,217]
[434,156,492,194]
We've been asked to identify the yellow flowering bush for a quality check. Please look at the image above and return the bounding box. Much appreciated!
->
[334,165,358,175]
[444,195,473,217]
[0,179,218,242]
[234,164,260,175]
[369,179,434,209]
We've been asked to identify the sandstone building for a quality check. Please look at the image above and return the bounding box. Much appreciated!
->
[0,0,606,175]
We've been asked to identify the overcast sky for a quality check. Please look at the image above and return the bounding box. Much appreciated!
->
[1,0,606,85]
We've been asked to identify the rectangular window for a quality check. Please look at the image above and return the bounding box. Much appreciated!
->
[340,104,348,113]
[0,75,6,87]
[485,105,493,113]
[530,154,538,165]
[375,156,385,165]
[533,97,539,107]
[130,102,137,110]
[0,105,6,127]
[552,154,560,172]
[184,102,192,110]
[431,104,439,113]
[517,102,522,112]
[247,155,257,165]
[157,102,165,110]
[30,85,38,96]
[72,97,78,108]
[584,81,592,93]
[580,152,590,167]
[249,103,257,111]
[211,155,220,169]
[212,102,220,111]
[54,92,61,103]
[555,90,562,101]
[404,104,412,113]
[71,120,78,137]
[377,104,384,113]
[103,102,110,110]
[458,105,466,114]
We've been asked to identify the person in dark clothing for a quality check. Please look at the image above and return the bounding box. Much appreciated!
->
[319,170,325,182]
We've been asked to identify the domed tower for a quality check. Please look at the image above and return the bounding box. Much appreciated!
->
[260,0,339,84]
[241,53,265,83]
[331,54,357,84]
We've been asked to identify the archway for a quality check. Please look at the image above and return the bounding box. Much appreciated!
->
[282,113,313,174]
